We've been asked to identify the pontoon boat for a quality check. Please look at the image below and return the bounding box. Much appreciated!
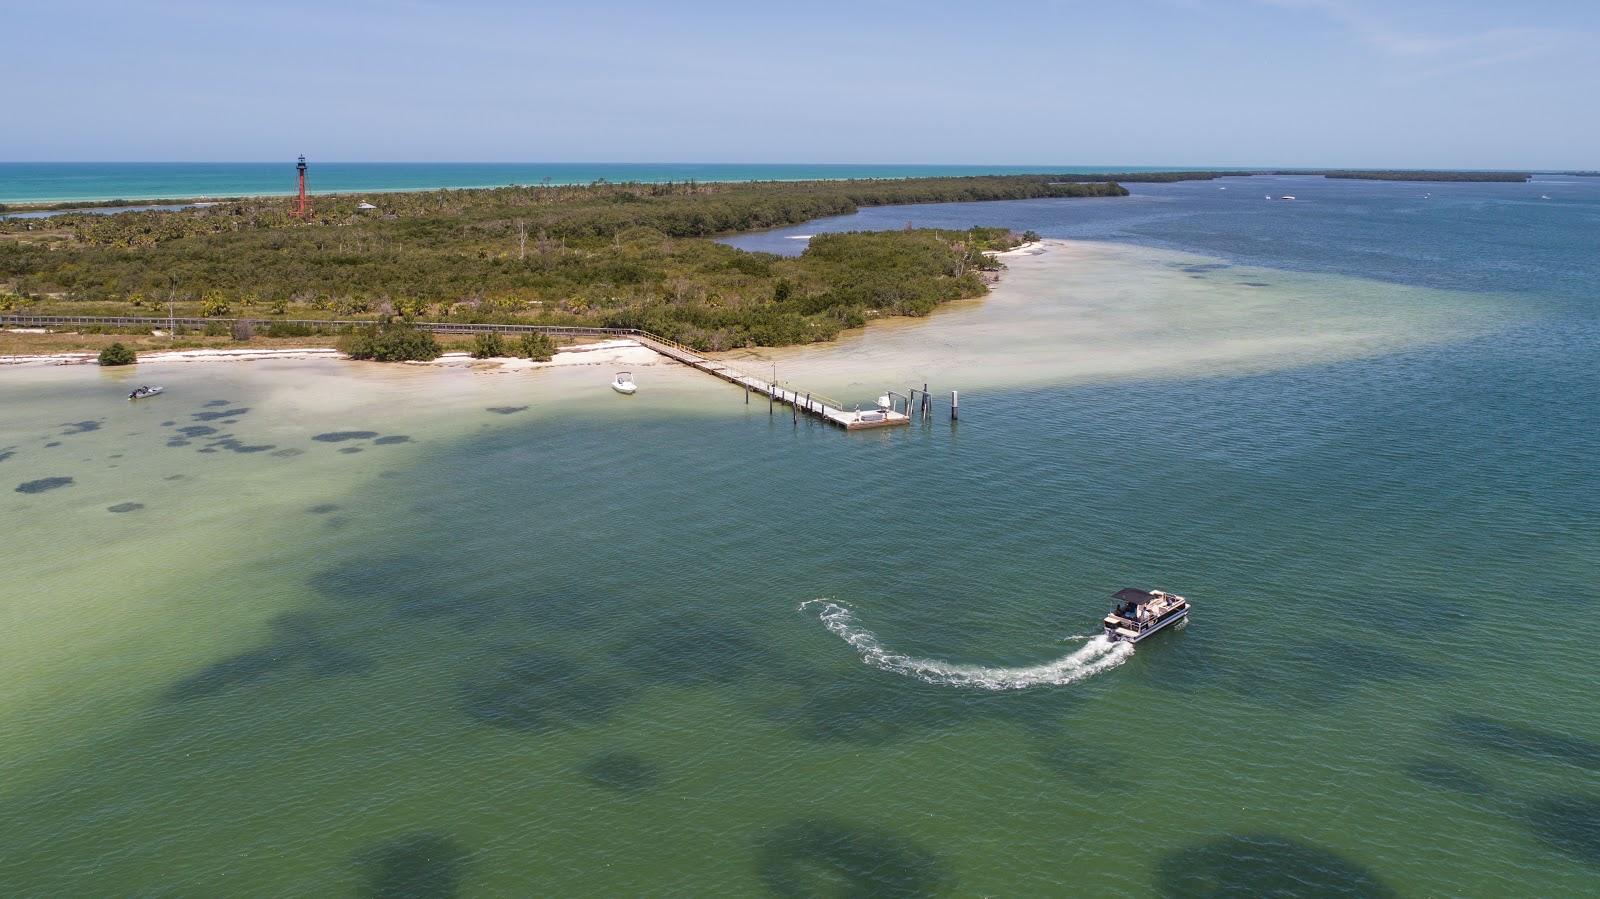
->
[1102,587,1189,643]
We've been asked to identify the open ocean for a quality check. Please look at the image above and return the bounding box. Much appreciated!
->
[2,175,1597,895]
[0,162,1191,205]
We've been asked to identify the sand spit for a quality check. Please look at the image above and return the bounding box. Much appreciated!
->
[988,240,1045,258]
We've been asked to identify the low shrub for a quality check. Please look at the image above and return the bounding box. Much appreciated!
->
[340,323,441,362]
[470,331,505,358]
[518,332,555,361]
[98,342,136,366]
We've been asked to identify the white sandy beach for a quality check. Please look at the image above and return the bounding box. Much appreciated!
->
[2,238,1503,399]
[0,337,661,370]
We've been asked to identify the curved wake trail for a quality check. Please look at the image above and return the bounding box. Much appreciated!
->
[801,600,1133,690]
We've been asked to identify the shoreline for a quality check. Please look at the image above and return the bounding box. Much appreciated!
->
[0,337,662,370]
[0,167,1545,211]
[0,242,1053,367]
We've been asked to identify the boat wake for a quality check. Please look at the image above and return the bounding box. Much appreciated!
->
[800,600,1133,691]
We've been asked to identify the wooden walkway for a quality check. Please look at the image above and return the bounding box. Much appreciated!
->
[1,314,913,430]
[631,334,910,430]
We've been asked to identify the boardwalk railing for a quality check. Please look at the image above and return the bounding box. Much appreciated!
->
[628,331,850,414]
[1,313,630,340]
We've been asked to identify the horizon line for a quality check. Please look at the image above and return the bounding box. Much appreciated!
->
[0,161,1570,171]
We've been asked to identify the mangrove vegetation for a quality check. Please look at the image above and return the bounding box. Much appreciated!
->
[1,175,1113,349]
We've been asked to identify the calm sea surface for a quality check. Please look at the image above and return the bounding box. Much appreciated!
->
[2,177,1598,896]
[0,162,1186,205]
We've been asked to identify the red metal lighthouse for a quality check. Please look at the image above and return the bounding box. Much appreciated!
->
[292,155,311,218]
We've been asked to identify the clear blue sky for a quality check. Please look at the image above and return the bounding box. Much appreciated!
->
[7,0,1596,168]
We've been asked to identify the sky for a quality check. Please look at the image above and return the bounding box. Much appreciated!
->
[5,0,1597,168]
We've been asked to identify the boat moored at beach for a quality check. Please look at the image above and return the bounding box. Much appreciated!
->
[1102,587,1189,643]
[128,385,163,400]
[611,371,637,395]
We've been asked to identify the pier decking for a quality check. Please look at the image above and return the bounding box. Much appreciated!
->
[631,334,910,429]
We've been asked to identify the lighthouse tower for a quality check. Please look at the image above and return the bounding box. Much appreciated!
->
[292,155,311,218]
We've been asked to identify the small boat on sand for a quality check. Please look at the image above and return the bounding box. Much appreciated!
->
[1102,588,1190,643]
[128,386,164,400]
[611,372,637,395]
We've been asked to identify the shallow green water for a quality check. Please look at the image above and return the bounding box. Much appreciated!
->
[4,188,1600,896]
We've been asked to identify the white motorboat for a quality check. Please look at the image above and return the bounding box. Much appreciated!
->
[1102,588,1190,643]
[128,385,164,400]
[1279,195,1297,201]
[611,371,637,395]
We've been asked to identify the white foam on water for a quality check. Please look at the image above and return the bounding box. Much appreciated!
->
[801,600,1133,691]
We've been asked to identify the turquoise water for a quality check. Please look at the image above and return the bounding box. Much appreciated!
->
[0,162,1183,205]
[3,181,1599,895]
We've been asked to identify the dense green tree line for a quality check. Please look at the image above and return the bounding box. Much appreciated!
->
[1045,170,1534,183]
[1043,171,1241,182]
[599,229,1012,349]
[0,176,1098,349]
[1,174,1123,248]
[1274,170,1531,182]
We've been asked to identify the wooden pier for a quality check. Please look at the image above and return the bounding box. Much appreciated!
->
[631,333,910,430]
